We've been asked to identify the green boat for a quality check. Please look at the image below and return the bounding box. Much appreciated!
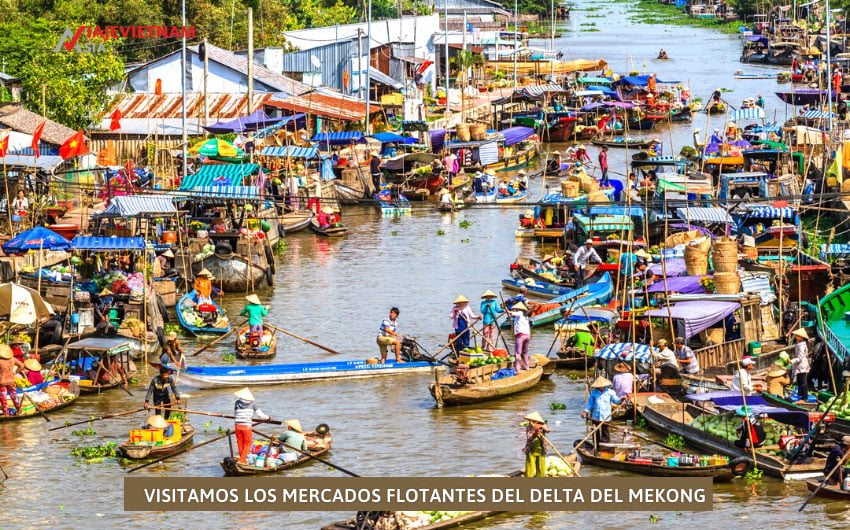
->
[815,292,850,376]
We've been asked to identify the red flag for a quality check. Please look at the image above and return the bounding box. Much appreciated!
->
[0,134,8,158]
[110,109,122,131]
[31,121,45,158]
[59,130,89,160]
[155,79,162,96]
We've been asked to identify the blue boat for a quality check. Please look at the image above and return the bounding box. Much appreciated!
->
[501,277,573,300]
[169,359,440,389]
[501,273,614,328]
[376,186,411,215]
[496,188,528,204]
[176,290,231,335]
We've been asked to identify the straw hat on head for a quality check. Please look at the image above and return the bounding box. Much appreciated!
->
[524,209,534,217]
[585,239,593,245]
[841,435,850,446]
[614,362,631,373]
[197,268,214,278]
[246,294,262,305]
[99,288,113,296]
[481,290,497,299]
[148,415,169,429]
[0,344,11,360]
[234,387,255,401]
[9,337,25,345]
[656,338,668,346]
[552,150,560,155]
[791,328,809,340]
[590,376,612,389]
[635,249,652,260]
[162,249,175,258]
[285,419,303,433]
[524,411,545,424]
[24,358,41,372]
[572,323,590,332]
[453,295,469,304]
[167,331,178,341]
[766,365,787,378]
[543,253,553,261]
[518,170,526,175]
[321,206,335,214]
[512,301,529,312]
[578,144,586,149]
[485,169,496,176]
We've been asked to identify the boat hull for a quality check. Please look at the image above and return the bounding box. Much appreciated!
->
[805,479,850,500]
[235,324,278,360]
[576,446,736,481]
[429,363,543,405]
[177,291,231,335]
[310,218,348,237]
[195,253,270,292]
[501,278,571,299]
[280,210,314,233]
[220,431,332,476]
[119,424,196,459]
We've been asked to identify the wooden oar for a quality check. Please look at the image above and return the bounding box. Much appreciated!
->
[190,323,243,357]
[48,405,159,431]
[540,433,580,477]
[18,388,50,422]
[799,449,850,511]
[263,323,341,355]
[569,413,620,454]
[0,461,8,480]
[157,407,282,425]
[126,429,235,473]
[253,429,360,477]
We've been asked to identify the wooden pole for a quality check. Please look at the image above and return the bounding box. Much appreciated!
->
[263,323,341,355]
[816,296,838,393]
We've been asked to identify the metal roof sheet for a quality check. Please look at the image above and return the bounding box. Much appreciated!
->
[179,163,259,189]
[265,93,377,121]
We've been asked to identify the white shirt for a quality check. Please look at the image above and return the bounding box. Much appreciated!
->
[510,310,530,335]
[730,368,753,394]
[12,196,28,211]
[440,192,453,205]
[572,245,601,267]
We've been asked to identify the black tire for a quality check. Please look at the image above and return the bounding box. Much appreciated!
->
[265,266,274,287]
[156,295,169,323]
[278,223,286,239]
[155,326,166,347]
[215,242,232,256]
[729,456,753,476]
[264,243,276,275]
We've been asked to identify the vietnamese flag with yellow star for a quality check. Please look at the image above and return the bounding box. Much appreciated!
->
[59,130,89,160]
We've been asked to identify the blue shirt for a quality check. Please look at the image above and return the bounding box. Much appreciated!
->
[620,252,637,276]
[480,299,504,325]
[583,387,622,421]
[378,317,397,337]
[505,293,527,307]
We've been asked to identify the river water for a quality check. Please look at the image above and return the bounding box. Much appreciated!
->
[2,2,849,528]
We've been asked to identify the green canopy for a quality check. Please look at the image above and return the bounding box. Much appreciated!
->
[180,163,259,190]
[189,138,245,158]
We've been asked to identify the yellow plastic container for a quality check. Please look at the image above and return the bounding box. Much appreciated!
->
[141,429,164,443]
[457,352,486,364]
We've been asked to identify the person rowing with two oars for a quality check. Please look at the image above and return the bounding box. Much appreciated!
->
[144,366,181,419]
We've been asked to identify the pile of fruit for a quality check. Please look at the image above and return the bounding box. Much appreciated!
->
[818,393,850,420]
[467,354,509,367]
[689,413,792,447]
[419,511,473,525]
[545,455,575,476]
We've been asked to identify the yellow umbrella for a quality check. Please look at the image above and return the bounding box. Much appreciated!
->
[188,138,244,158]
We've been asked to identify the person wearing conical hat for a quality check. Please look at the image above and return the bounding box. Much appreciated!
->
[790,328,811,403]
[581,375,621,445]
[157,249,175,274]
[766,363,791,397]
[144,364,181,419]
[0,344,23,416]
[506,301,532,371]
[160,331,186,369]
[523,411,551,477]
[450,295,480,353]
[23,358,44,386]
[277,419,308,461]
[192,268,219,307]
[240,294,269,343]
[233,387,271,464]
[439,187,454,208]
[480,290,504,351]
[566,321,596,358]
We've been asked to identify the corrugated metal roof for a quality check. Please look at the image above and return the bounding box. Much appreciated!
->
[72,236,146,251]
[367,67,403,89]
[98,93,277,122]
[265,93,375,121]
[280,38,362,93]
[100,195,177,217]
[180,163,259,190]
[189,43,312,96]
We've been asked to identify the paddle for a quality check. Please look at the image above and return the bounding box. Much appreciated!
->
[0,461,8,480]
[262,323,341,355]
[190,323,243,357]
[18,388,50,422]
[539,433,580,477]
[253,429,360,477]
[157,407,283,425]
[546,298,580,358]
[799,449,850,511]
[126,429,236,473]
[48,404,171,431]
[571,404,626,453]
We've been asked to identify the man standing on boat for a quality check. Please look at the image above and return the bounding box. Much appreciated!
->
[144,365,181,419]
[730,357,756,395]
[233,387,271,464]
[480,290,503,351]
[823,436,850,487]
[240,294,268,340]
[369,151,383,192]
[377,307,403,363]
[598,146,609,186]
[572,239,602,288]
[790,328,811,403]
[581,376,621,445]
[673,337,700,375]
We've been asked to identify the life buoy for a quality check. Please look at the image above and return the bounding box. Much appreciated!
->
[215,241,233,256]
[729,456,753,476]
[156,295,169,323]
[316,423,330,435]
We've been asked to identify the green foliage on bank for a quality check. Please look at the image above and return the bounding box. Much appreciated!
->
[626,0,742,34]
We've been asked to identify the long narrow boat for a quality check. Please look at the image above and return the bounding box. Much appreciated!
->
[118,423,196,459]
[776,90,833,106]
[484,143,539,172]
[220,429,333,476]
[805,479,850,500]
[591,138,652,149]
[760,391,850,437]
[2,380,79,422]
[733,72,782,80]
[280,210,314,233]
[309,218,348,237]
[195,252,271,290]
[502,273,613,329]
[235,324,278,360]
[816,283,850,375]
[495,188,528,204]
[575,445,739,481]
[429,361,543,406]
[169,359,440,389]
[176,291,231,335]
[375,188,412,215]
[501,278,573,299]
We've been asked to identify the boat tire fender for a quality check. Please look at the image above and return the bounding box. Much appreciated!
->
[278,223,286,239]
[729,456,753,477]
[316,423,330,435]
[265,266,274,287]
[157,295,169,323]
[156,326,166,347]
[264,244,276,275]
[215,242,233,256]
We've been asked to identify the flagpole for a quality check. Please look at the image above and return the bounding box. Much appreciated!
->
[181,0,188,178]
[2,133,10,232]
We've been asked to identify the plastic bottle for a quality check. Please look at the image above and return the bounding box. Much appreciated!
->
[843,476,850,491]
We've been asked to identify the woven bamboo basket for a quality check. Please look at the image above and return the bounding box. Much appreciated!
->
[684,245,709,276]
[712,238,738,274]
[713,272,740,294]
[561,180,579,198]
[456,123,471,142]
[742,246,758,260]
[470,123,487,141]
[587,190,609,204]
[581,178,599,194]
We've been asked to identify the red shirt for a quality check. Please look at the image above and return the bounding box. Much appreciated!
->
[599,150,608,170]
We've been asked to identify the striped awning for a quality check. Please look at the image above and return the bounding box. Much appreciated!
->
[479,141,499,165]
[739,271,776,304]
[820,243,850,260]
[799,110,837,119]
[191,186,260,200]
[743,206,797,219]
[595,343,653,363]
[259,146,319,158]
[732,107,766,121]
[99,195,176,217]
[523,84,566,96]
[675,207,733,224]
[310,132,364,144]
[179,164,259,190]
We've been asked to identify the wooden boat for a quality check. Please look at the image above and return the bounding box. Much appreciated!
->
[119,423,196,459]
[670,106,693,123]
[235,324,278,360]
[56,337,137,394]
[591,137,652,149]
[375,188,411,215]
[495,188,528,204]
[734,72,781,80]
[501,278,573,300]
[220,429,333,476]
[776,90,833,106]
[309,217,348,237]
[805,479,850,500]
[2,380,79,422]
[170,359,440,389]
[194,248,272,291]
[501,272,613,329]
[484,143,539,172]
[575,445,738,481]
[546,116,578,142]
[280,209,314,233]
[176,290,231,335]
[706,101,726,114]
[429,361,543,406]
[761,391,850,437]
[641,400,826,479]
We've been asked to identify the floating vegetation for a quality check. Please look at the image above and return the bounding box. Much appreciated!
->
[549,402,567,410]
[744,467,764,482]
[391,230,398,236]
[71,428,97,436]
[222,353,236,364]
[663,433,685,449]
[274,240,288,252]
[459,220,472,228]
[71,442,118,461]
[627,0,740,34]
[437,230,446,236]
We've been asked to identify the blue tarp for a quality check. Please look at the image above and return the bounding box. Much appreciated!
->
[310,132,365,145]
[587,85,619,98]
[612,75,680,87]
[430,129,447,153]
[204,111,304,134]
[500,126,535,147]
[71,236,146,251]
[259,146,319,158]
[589,206,645,218]
[742,206,798,220]
[368,132,417,145]
[2,227,71,253]
[675,207,734,224]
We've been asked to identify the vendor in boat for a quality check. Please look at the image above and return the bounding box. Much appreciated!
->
[450,295,480,353]
[505,285,538,313]
[0,345,23,416]
[277,419,308,462]
[572,239,602,288]
[241,294,269,340]
[523,411,550,477]
[635,261,657,288]
[377,307,403,363]
[234,387,271,464]
[517,170,528,191]
[8,338,26,363]
[612,362,635,399]
[574,145,591,165]
[733,407,766,450]
[674,337,700,375]
[766,363,791,397]
[657,49,668,60]
[143,414,174,438]
[823,436,850,487]
[650,339,677,374]
[709,128,723,144]
[790,328,811,404]
[730,357,757,395]
[508,302,531,372]
[480,290,503,351]
[156,249,176,276]
[438,188,453,208]
[95,288,115,325]
[193,268,220,306]
[567,323,596,357]
[23,359,43,386]
[160,332,185,368]
[144,366,181,418]
[711,88,722,103]
[581,376,621,445]
[369,150,383,191]
[95,353,129,388]
[317,206,340,229]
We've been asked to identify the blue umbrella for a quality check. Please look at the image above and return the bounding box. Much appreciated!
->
[2,226,72,254]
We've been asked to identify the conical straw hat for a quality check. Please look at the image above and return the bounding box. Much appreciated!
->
[591,376,612,389]
[148,415,169,429]
[524,411,545,423]
[245,294,262,305]
[791,328,809,339]
[285,419,303,433]
[24,358,41,371]
[453,295,469,304]
[234,387,254,401]
[512,301,529,312]
[481,290,497,298]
